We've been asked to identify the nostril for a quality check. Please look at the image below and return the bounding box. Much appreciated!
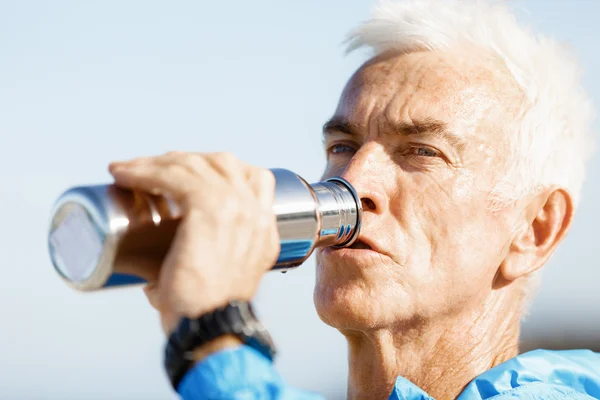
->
[361,197,376,211]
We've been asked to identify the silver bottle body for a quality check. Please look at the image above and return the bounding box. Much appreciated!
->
[47,168,362,291]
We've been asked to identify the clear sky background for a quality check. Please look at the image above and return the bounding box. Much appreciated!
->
[1,1,598,399]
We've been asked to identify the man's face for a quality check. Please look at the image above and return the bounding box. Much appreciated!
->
[314,50,525,331]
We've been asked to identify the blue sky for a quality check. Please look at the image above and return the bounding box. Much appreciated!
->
[1,1,598,399]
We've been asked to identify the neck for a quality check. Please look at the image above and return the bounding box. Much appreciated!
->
[343,297,521,400]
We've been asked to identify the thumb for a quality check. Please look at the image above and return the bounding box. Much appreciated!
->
[143,283,181,335]
[143,282,162,310]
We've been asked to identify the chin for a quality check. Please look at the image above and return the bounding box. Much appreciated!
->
[313,260,414,332]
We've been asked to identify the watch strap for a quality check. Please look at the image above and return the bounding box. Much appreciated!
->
[164,300,276,390]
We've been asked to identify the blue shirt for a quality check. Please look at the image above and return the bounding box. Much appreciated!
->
[178,346,600,399]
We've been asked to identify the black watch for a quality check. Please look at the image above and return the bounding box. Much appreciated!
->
[163,300,277,390]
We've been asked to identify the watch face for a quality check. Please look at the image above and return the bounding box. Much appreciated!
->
[231,302,277,359]
[235,301,258,330]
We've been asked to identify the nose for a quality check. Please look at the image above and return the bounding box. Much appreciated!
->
[340,146,388,215]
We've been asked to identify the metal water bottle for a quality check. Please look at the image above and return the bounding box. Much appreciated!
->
[47,168,362,291]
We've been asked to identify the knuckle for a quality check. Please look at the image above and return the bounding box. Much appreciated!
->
[212,151,239,167]
[259,168,276,189]
[164,151,199,164]
[217,151,238,162]
[165,150,185,158]
[178,152,197,163]
[162,151,202,174]
[158,163,181,180]
[179,153,206,174]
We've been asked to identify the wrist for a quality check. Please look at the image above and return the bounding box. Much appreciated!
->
[173,294,254,326]
[163,300,276,390]
[189,334,244,363]
[165,298,234,336]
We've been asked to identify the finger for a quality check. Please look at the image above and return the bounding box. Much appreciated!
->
[248,167,276,211]
[109,152,173,171]
[110,162,193,197]
[111,152,229,195]
[110,152,209,181]
[203,152,248,187]
[247,167,279,265]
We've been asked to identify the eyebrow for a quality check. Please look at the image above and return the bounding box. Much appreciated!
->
[322,118,360,136]
[323,117,467,152]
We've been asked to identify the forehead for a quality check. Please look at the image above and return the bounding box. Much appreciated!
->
[336,50,523,139]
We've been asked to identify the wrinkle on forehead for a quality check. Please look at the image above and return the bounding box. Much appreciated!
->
[336,49,526,148]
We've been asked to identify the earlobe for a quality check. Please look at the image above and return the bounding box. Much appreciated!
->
[499,187,574,282]
[498,223,536,283]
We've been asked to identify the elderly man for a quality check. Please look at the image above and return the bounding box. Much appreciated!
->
[109,1,600,399]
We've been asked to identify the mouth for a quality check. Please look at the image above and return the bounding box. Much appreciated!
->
[348,239,372,250]
[321,236,391,265]
[346,236,392,261]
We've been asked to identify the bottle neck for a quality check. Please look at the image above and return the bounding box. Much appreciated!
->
[310,178,361,248]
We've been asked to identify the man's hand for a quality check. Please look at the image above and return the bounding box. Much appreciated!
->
[109,151,280,335]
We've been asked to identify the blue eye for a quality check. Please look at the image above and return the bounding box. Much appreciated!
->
[329,144,356,154]
[412,147,439,157]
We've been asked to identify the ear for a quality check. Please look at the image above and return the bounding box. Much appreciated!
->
[499,187,574,281]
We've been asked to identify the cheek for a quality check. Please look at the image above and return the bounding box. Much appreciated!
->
[394,172,499,285]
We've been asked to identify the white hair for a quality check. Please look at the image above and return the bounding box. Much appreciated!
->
[346,0,594,208]
[345,0,595,309]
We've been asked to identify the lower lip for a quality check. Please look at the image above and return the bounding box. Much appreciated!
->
[320,246,385,262]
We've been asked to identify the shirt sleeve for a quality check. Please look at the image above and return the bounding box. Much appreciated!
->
[177,345,326,400]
